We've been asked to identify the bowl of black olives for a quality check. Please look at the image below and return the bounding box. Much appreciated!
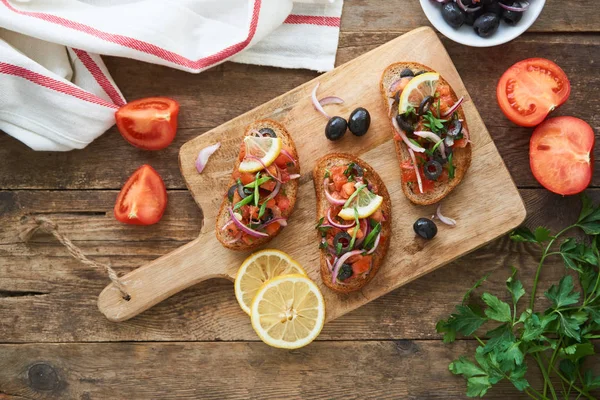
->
[420,0,545,47]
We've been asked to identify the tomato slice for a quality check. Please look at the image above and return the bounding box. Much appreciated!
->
[530,117,594,196]
[497,58,570,127]
[114,165,167,225]
[115,97,180,150]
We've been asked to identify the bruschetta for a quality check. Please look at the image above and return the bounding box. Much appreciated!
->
[313,153,391,293]
[380,62,472,205]
[216,119,300,250]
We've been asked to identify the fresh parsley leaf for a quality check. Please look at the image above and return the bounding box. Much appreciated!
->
[449,357,492,398]
[559,342,595,361]
[545,275,580,309]
[509,226,538,243]
[436,305,487,342]
[343,162,355,176]
[315,217,325,230]
[335,242,343,255]
[521,312,556,342]
[508,363,530,391]
[506,267,525,306]
[462,274,490,305]
[559,359,577,382]
[534,227,552,243]
[558,313,582,341]
[579,192,595,221]
[583,370,600,390]
[482,293,512,323]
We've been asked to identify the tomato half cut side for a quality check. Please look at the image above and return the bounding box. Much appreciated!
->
[115,97,180,150]
[530,117,594,196]
[497,58,570,127]
[114,165,167,225]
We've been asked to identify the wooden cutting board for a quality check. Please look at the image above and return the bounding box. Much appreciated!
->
[98,27,526,323]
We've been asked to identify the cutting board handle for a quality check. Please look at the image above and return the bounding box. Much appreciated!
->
[97,233,230,322]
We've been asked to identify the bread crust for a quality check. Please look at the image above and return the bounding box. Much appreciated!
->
[380,62,472,205]
[215,119,299,251]
[312,153,391,293]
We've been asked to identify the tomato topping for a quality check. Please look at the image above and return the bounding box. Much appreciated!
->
[400,160,436,193]
[530,117,594,195]
[371,209,384,222]
[115,97,179,150]
[266,198,277,208]
[114,165,167,225]
[347,226,364,240]
[274,146,295,168]
[497,58,570,127]
[261,180,277,192]
[332,171,348,192]
[239,173,255,185]
[248,206,259,220]
[341,182,356,198]
[352,255,372,275]
[242,234,254,246]
[265,223,281,236]
[279,168,290,183]
[276,195,290,212]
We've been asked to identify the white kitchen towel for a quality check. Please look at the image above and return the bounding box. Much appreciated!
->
[0,0,344,151]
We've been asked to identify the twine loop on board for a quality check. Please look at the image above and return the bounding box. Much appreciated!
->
[19,216,131,301]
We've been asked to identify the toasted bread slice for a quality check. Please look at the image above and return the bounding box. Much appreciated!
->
[380,62,472,205]
[215,119,299,251]
[313,153,392,293]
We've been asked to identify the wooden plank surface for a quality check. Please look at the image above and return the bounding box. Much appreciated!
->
[1,0,599,398]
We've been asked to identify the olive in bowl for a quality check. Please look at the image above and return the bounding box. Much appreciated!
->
[441,2,465,29]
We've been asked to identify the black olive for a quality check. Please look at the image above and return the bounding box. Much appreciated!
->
[237,183,253,199]
[473,13,500,37]
[337,263,353,281]
[480,0,495,5]
[502,2,523,25]
[346,162,364,177]
[260,207,273,223]
[414,70,427,77]
[259,127,277,138]
[484,0,503,15]
[400,68,414,78]
[413,218,438,240]
[423,159,443,180]
[325,116,347,141]
[464,8,483,26]
[333,231,352,253]
[461,0,474,5]
[418,95,434,116]
[447,119,463,138]
[396,114,415,135]
[227,184,237,202]
[442,2,466,29]
[348,108,371,137]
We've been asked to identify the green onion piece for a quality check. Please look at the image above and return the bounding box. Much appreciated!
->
[448,153,455,179]
[348,207,360,250]
[258,200,268,219]
[343,183,367,208]
[244,176,271,188]
[363,222,381,250]
[233,194,254,210]
[315,217,325,230]
[254,172,260,207]
[336,242,343,255]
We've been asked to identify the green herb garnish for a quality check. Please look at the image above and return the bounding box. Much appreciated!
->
[335,242,343,255]
[448,152,455,179]
[344,162,356,176]
[319,240,328,250]
[343,183,367,208]
[315,217,325,230]
[363,222,381,250]
[348,207,360,250]
[258,199,268,219]
[254,172,260,207]
[233,194,253,210]
[324,169,331,179]
[422,111,448,135]
[425,139,444,157]
[244,176,271,188]
[437,194,600,399]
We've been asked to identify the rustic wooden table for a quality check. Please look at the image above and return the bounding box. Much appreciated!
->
[1,1,598,399]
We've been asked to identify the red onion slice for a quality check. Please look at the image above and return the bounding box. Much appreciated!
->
[258,217,288,230]
[228,207,269,238]
[442,96,464,118]
[195,142,221,173]
[280,148,297,167]
[221,218,235,231]
[247,156,284,183]
[225,232,242,244]
[326,257,334,272]
[408,148,424,194]
[327,207,355,229]
[311,82,330,119]
[249,129,263,137]
[331,249,363,284]
[367,232,381,255]
[319,96,344,106]
[324,178,346,205]
[456,0,482,12]
[499,1,529,12]
[414,131,446,158]
[436,204,456,227]
[392,117,425,153]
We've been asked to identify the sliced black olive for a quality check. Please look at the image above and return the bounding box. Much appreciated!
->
[348,107,371,137]
[400,68,414,78]
[333,231,352,253]
[414,70,427,77]
[502,2,523,25]
[413,218,438,240]
[227,184,237,202]
[259,127,277,138]
[396,114,415,135]
[447,119,463,138]
[325,116,347,141]
[419,95,434,116]
[442,2,466,29]
[346,162,364,177]
[473,13,500,37]
[337,263,353,281]
[423,159,443,180]
[237,183,253,199]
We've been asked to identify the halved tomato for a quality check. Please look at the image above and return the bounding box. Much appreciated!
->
[115,97,179,150]
[114,165,167,225]
[497,58,570,127]
[530,117,594,195]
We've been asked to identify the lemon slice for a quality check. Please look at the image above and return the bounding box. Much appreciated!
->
[238,136,282,173]
[251,274,325,349]
[338,185,383,221]
[235,249,306,315]
[398,72,440,114]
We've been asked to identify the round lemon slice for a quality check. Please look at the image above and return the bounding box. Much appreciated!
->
[250,274,325,349]
[234,249,306,315]
[238,136,282,173]
[338,185,383,221]
[398,72,440,114]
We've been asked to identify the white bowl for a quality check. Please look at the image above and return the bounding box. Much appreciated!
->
[419,0,546,47]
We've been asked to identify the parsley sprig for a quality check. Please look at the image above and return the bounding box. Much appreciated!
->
[438,194,600,399]
[422,110,448,135]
